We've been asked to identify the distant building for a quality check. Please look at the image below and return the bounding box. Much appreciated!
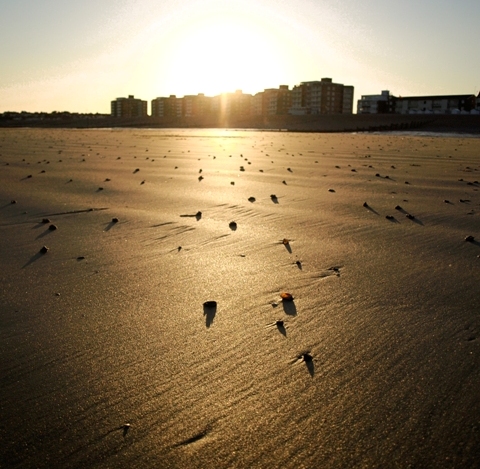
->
[183,93,211,117]
[212,90,253,121]
[474,92,480,114]
[358,91,479,114]
[253,86,292,116]
[151,95,183,118]
[111,95,148,117]
[357,90,396,114]
[395,94,477,114]
[289,78,354,115]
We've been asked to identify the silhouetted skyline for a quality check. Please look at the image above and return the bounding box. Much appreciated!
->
[1,0,479,113]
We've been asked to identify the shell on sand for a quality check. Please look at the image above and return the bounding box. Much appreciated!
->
[280,292,294,301]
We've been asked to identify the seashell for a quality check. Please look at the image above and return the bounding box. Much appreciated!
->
[280,292,294,301]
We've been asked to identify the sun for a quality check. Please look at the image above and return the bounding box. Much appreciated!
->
[157,11,289,97]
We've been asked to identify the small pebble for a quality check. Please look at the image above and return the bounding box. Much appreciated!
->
[10,200,16,204]
[48,224,57,231]
[465,235,475,242]
[229,221,237,230]
[395,205,402,211]
[363,202,369,207]
[276,320,284,327]
[203,301,217,308]
[40,246,49,254]
[112,217,119,223]
[248,197,256,203]
[42,218,50,223]
[406,214,415,220]
[386,215,394,220]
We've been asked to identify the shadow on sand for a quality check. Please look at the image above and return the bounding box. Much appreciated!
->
[203,303,217,328]
[22,252,46,268]
[305,359,315,377]
[36,229,54,240]
[276,322,287,337]
[104,221,118,231]
[282,300,297,316]
[363,204,379,215]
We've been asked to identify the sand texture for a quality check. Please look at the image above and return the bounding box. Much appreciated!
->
[1,128,479,468]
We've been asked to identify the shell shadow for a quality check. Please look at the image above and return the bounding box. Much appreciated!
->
[282,300,297,316]
[35,229,53,240]
[407,216,424,226]
[305,360,315,377]
[363,204,379,215]
[104,221,117,231]
[22,252,44,268]
[283,243,292,254]
[276,322,287,337]
[203,304,217,328]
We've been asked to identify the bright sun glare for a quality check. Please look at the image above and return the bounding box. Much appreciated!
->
[158,12,289,97]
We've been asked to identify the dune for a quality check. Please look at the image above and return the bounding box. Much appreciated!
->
[1,128,479,468]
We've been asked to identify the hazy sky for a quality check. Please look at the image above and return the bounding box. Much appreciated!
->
[1,0,479,113]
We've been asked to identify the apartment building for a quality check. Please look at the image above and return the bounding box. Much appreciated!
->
[111,95,148,117]
[212,90,253,121]
[253,86,292,116]
[395,94,477,114]
[151,95,183,118]
[357,90,396,114]
[289,78,354,115]
[359,91,478,114]
[183,93,211,117]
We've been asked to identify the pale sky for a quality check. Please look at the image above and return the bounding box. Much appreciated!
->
[1,0,479,113]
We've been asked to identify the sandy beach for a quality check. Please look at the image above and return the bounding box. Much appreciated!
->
[1,128,479,468]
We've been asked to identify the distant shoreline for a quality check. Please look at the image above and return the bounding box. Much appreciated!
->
[1,113,479,134]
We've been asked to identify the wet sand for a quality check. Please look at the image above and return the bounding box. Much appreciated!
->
[1,128,479,468]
